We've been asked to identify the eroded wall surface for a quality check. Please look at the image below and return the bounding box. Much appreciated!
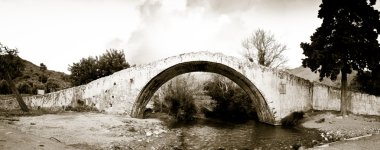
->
[312,82,380,115]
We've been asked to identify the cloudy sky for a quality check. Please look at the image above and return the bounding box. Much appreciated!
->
[1,0,378,73]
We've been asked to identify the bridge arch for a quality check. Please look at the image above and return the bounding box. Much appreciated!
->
[130,61,275,124]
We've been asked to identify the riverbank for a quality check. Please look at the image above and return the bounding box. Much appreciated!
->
[0,111,323,149]
[302,111,380,149]
[0,112,173,149]
[311,134,380,150]
[0,123,78,150]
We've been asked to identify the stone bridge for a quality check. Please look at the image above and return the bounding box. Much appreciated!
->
[4,52,379,125]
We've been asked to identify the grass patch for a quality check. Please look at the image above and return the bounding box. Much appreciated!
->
[64,105,99,112]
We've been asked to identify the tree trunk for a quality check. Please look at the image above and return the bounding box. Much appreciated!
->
[340,69,348,116]
[258,49,265,66]
[5,73,29,112]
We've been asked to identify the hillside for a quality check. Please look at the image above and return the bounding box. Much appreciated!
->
[287,66,357,88]
[0,59,72,95]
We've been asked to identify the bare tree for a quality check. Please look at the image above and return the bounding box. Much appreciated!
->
[242,29,288,69]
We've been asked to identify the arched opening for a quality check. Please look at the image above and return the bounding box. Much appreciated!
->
[131,61,275,124]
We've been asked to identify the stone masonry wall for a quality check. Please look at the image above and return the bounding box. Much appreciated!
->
[312,82,380,116]
[0,52,379,124]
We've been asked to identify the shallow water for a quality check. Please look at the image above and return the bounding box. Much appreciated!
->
[170,119,323,150]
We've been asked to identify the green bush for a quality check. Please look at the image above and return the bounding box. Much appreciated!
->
[280,111,305,126]
[46,77,61,93]
[39,74,48,83]
[22,75,31,79]
[152,95,166,113]
[17,81,32,94]
[153,75,198,122]
[32,81,45,94]
[203,75,256,122]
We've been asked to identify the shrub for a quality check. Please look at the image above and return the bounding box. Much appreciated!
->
[17,81,32,94]
[46,77,61,93]
[152,95,166,113]
[165,78,197,122]
[280,111,305,126]
[22,75,31,79]
[39,74,48,83]
[64,100,98,112]
[152,74,198,122]
[203,74,256,122]
[64,105,98,112]
[32,82,45,94]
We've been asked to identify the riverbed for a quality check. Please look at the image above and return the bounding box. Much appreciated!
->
[0,112,329,149]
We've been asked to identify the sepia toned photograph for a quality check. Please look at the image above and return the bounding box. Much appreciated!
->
[0,0,380,149]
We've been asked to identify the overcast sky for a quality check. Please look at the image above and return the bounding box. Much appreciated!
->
[1,0,379,73]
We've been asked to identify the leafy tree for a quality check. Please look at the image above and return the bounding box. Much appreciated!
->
[355,65,380,96]
[0,43,29,112]
[39,63,47,72]
[68,56,99,86]
[301,0,380,116]
[68,49,130,86]
[98,49,130,77]
[242,29,288,68]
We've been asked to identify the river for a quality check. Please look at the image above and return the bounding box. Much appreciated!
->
[168,119,323,150]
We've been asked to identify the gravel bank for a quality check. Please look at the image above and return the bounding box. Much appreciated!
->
[302,111,380,149]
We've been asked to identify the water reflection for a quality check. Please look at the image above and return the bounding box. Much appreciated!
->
[170,119,322,149]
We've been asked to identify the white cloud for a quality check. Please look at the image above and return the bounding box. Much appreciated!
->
[0,0,140,73]
[125,0,322,68]
[0,0,325,73]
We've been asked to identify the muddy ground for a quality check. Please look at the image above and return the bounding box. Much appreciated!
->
[0,111,379,150]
